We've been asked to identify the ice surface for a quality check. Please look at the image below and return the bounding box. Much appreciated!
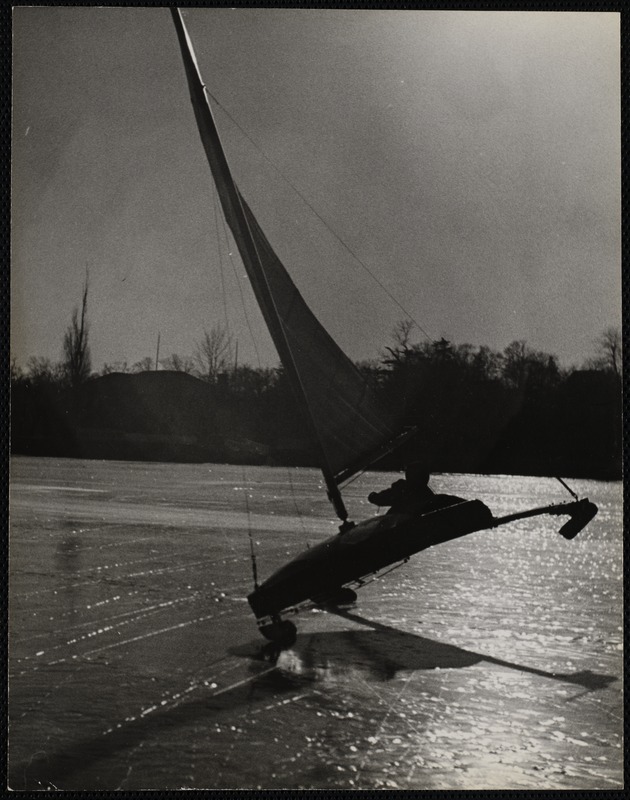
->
[9,457,622,789]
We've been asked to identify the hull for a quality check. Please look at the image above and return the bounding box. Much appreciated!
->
[248,500,493,619]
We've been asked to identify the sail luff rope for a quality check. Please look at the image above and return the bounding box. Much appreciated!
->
[206,89,432,342]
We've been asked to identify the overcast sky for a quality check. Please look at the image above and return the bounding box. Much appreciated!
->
[12,8,620,372]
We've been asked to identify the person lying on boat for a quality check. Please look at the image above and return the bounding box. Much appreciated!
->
[368,463,465,516]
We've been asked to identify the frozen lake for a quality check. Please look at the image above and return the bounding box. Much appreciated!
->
[9,456,623,789]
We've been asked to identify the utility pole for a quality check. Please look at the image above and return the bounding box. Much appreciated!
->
[155,332,161,371]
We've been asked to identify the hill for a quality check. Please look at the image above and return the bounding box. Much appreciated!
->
[11,371,269,464]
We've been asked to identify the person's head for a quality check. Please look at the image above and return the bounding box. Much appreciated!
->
[405,462,430,486]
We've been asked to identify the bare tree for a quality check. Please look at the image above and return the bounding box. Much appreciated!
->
[26,356,65,385]
[471,345,503,381]
[502,340,529,389]
[131,357,154,373]
[100,361,129,375]
[161,353,195,373]
[63,271,91,387]
[382,319,416,366]
[10,357,24,384]
[431,336,455,362]
[597,326,622,377]
[195,324,232,383]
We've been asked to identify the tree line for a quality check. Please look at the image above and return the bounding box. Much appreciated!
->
[11,277,622,479]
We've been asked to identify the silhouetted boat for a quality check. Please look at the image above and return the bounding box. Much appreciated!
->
[171,8,598,646]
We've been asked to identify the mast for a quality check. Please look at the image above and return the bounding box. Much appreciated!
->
[171,8,349,521]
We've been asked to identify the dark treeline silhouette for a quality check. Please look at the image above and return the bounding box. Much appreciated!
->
[11,325,621,480]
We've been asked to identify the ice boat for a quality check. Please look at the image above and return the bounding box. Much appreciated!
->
[170,9,598,646]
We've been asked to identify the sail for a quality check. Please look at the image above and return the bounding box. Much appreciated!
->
[171,10,410,509]
[237,191,406,482]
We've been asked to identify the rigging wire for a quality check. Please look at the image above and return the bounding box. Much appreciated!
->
[337,426,418,491]
[287,467,309,548]
[215,195,263,369]
[242,466,259,590]
[555,476,579,501]
[212,189,231,335]
[205,88,432,342]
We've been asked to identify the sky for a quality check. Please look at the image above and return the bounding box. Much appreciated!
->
[12,8,620,373]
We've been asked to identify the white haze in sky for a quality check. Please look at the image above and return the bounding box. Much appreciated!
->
[12,8,620,371]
